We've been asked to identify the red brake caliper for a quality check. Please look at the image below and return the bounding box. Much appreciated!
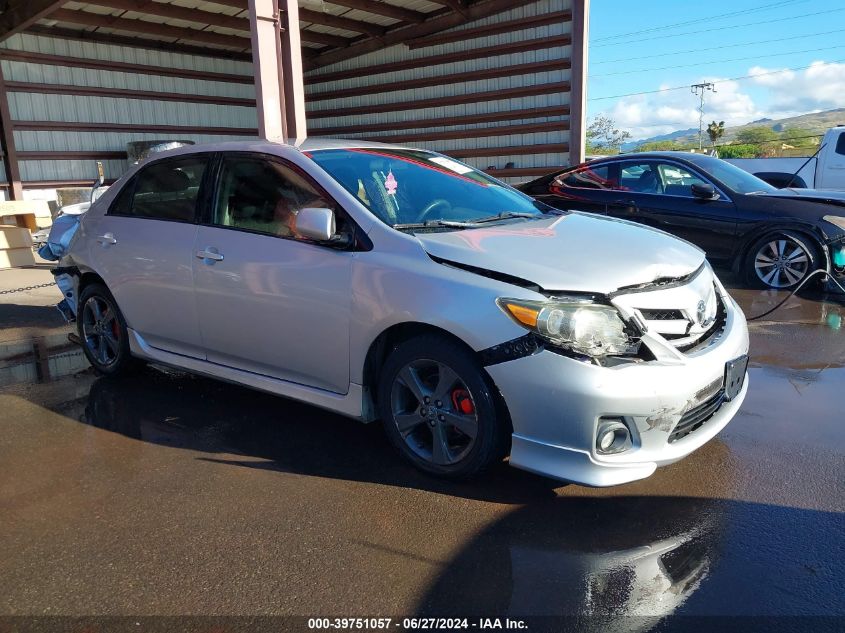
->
[451,389,475,415]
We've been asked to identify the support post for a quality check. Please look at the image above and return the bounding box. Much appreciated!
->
[568,0,589,165]
[0,67,23,200]
[279,1,307,143]
[248,0,306,143]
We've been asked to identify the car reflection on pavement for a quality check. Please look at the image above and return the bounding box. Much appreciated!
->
[418,496,721,630]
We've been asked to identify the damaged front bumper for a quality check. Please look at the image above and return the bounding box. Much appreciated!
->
[486,284,749,487]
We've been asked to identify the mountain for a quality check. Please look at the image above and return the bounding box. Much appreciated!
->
[621,128,697,151]
[624,108,845,150]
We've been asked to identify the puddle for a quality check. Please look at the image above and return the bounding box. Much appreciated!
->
[0,332,90,387]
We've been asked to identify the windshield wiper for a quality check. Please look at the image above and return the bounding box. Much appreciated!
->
[392,219,477,230]
[470,211,541,224]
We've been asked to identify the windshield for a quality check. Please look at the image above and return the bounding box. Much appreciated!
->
[697,158,777,194]
[308,148,550,228]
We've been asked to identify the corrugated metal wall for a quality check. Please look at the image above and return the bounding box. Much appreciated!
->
[0,0,577,197]
[305,0,573,182]
[0,32,258,192]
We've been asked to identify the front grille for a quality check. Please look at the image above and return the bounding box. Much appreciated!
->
[639,308,685,321]
[668,390,725,443]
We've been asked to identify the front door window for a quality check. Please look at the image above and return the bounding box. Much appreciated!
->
[214,157,333,239]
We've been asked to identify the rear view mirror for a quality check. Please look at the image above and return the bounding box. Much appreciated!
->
[691,183,718,200]
[296,207,336,242]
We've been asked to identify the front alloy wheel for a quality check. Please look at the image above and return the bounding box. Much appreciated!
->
[378,335,509,479]
[390,359,479,466]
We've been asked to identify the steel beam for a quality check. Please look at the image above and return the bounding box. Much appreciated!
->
[279,0,306,141]
[568,0,589,165]
[0,0,66,42]
[307,0,516,69]
[0,67,23,200]
[249,0,306,142]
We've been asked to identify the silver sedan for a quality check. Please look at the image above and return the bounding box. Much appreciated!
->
[57,139,749,486]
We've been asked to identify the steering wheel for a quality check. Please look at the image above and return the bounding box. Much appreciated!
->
[415,199,452,223]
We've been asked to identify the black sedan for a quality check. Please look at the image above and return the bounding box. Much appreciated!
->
[518,152,845,290]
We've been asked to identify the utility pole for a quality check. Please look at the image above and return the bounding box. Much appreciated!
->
[691,82,716,151]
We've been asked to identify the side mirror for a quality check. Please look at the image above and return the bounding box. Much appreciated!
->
[296,207,337,242]
[691,183,718,200]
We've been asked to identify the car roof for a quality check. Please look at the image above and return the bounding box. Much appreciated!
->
[591,151,718,163]
[587,151,717,167]
[138,137,413,162]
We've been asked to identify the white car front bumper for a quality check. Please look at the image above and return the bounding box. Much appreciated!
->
[487,291,749,487]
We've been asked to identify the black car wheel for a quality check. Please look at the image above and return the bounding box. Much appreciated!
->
[744,232,821,290]
[377,335,510,479]
[78,283,138,375]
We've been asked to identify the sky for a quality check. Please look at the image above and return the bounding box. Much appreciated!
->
[586,0,845,141]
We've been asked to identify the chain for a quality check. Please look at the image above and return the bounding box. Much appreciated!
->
[0,282,56,295]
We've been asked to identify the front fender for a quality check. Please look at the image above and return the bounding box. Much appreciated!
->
[348,252,537,385]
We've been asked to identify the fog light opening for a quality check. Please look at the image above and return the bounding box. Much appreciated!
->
[596,418,633,455]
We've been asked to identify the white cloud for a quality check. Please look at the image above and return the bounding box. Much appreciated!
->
[596,61,845,141]
[600,78,763,140]
[748,61,845,113]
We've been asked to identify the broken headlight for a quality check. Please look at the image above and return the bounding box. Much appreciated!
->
[497,298,639,358]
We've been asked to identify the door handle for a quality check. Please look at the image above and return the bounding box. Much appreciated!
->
[96,233,117,246]
[196,248,224,263]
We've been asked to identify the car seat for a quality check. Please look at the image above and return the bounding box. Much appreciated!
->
[634,169,662,194]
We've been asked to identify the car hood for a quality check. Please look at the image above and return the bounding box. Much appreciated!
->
[755,188,845,206]
[415,213,706,294]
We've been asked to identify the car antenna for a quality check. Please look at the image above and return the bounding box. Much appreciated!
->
[785,142,826,189]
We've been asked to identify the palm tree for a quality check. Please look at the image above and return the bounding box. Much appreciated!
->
[706,121,725,147]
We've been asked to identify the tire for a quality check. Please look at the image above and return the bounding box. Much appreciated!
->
[377,334,510,480]
[77,283,138,376]
[743,232,822,290]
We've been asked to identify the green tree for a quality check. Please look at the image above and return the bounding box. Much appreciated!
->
[735,126,778,145]
[706,121,725,147]
[779,126,820,148]
[716,144,758,159]
[636,140,689,152]
[734,126,780,157]
[586,116,631,154]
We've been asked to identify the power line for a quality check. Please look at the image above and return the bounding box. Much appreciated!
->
[592,7,845,48]
[591,0,805,43]
[591,44,845,78]
[587,58,845,101]
[591,28,845,66]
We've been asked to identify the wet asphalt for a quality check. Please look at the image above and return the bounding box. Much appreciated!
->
[0,275,843,630]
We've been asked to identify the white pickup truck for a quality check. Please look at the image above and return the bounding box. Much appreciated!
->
[725,125,845,190]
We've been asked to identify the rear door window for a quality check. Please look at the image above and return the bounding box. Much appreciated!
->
[109,156,208,222]
[556,164,616,190]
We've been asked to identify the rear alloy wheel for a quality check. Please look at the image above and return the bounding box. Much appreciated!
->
[78,283,136,375]
[746,233,819,290]
[378,335,509,479]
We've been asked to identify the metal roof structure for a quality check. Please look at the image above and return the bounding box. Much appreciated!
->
[2,0,511,66]
[0,0,588,198]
